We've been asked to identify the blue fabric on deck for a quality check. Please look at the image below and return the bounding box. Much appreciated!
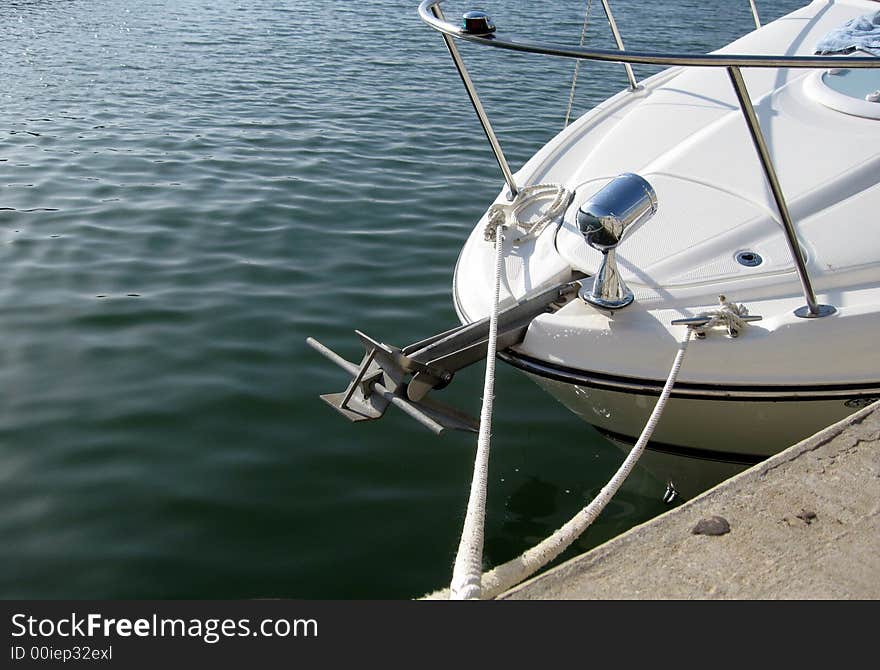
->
[815,10,880,56]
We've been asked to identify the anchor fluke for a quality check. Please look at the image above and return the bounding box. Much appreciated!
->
[306,335,477,435]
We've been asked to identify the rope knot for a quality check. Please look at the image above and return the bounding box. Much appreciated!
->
[693,294,751,338]
[484,206,508,242]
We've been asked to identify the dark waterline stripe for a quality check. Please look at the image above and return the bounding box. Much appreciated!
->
[500,351,880,402]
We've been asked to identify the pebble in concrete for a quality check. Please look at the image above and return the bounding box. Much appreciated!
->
[692,516,730,536]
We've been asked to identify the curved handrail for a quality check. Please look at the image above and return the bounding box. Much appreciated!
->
[418,0,879,69]
[419,0,879,318]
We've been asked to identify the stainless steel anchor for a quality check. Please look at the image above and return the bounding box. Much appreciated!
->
[307,278,584,434]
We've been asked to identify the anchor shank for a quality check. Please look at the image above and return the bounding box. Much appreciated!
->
[406,280,580,368]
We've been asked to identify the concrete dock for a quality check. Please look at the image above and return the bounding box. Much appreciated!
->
[499,401,880,599]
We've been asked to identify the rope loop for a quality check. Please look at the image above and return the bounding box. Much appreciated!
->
[484,183,572,244]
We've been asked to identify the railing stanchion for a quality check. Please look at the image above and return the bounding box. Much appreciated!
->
[430,4,518,199]
[418,0,877,318]
[599,0,638,90]
[748,0,762,30]
[726,66,834,318]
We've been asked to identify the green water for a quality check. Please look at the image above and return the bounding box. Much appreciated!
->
[0,0,804,598]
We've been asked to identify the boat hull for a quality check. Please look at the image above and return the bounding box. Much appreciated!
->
[441,0,880,497]
[511,360,876,496]
[512,358,871,456]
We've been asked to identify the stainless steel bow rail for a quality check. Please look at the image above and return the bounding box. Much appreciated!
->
[307,279,583,434]
[419,0,879,319]
[309,2,879,434]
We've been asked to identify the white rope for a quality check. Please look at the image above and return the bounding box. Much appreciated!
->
[484,183,572,244]
[693,294,751,338]
[443,287,756,599]
[564,0,593,128]
[476,326,694,599]
[449,220,506,600]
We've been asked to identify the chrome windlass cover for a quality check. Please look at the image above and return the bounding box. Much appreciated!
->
[576,172,658,309]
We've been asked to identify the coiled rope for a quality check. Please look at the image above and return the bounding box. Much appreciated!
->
[484,183,573,244]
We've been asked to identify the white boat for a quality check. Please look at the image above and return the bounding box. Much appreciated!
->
[311,0,880,498]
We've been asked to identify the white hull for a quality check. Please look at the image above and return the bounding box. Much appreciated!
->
[521,365,872,496]
[519,365,871,458]
[447,0,880,494]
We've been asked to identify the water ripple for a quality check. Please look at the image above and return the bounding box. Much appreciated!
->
[0,0,804,598]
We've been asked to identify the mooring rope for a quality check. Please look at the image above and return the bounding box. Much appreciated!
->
[447,321,695,600]
[447,225,751,599]
[449,220,506,600]
[477,326,694,599]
